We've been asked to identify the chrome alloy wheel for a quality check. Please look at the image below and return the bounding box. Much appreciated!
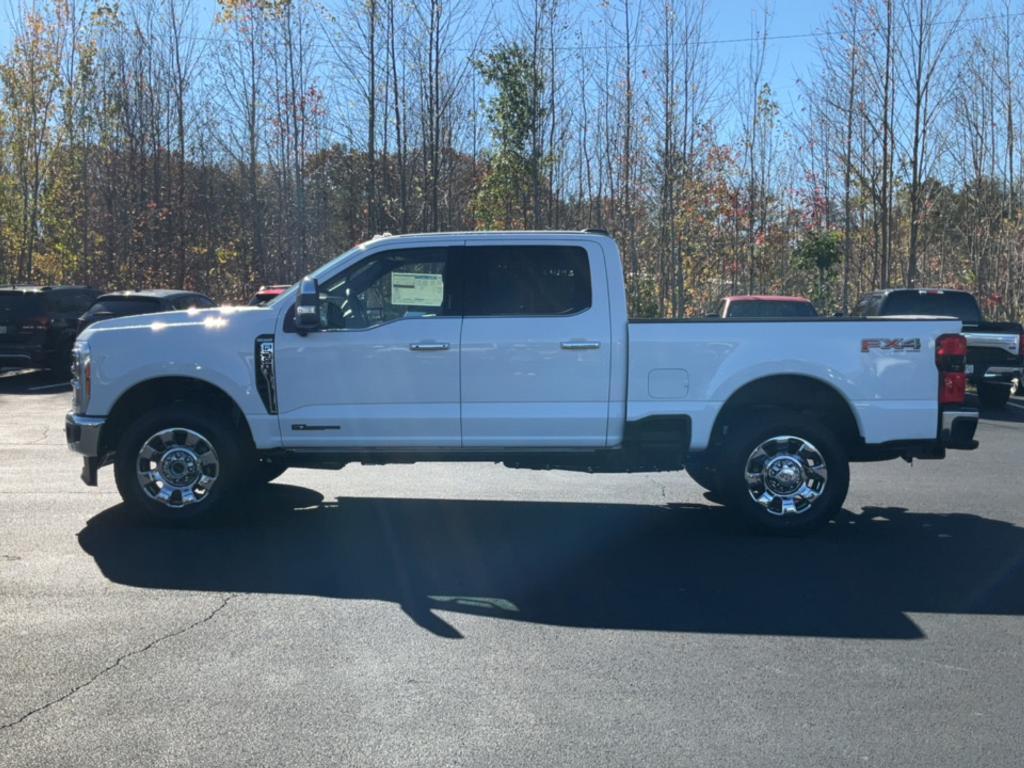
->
[136,428,220,509]
[743,435,828,516]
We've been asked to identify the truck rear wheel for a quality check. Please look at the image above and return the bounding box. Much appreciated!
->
[718,410,849,534]
[114,404,243,523]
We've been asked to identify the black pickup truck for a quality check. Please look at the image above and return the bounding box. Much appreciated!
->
[852,288,1022,408]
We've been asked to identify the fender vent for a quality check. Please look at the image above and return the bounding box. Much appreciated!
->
[255,334,277,414]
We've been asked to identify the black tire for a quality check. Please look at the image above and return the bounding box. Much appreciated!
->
[685,459,721,496]
[114,403,244,523]
[978,383,1011,409]
[718,409,849,534]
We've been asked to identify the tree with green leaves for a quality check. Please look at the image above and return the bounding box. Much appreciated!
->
[794,230,843,311]
[472,42,546,229]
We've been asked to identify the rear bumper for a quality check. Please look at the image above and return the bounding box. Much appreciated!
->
[939,407,978,450]
[857,406,979,462]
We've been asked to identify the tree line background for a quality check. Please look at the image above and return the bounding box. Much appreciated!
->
[0,0,1022,318]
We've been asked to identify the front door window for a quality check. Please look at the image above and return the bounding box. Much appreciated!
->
[318,248,451,330]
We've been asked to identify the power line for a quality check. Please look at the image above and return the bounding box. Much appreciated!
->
[71,8,1024,55]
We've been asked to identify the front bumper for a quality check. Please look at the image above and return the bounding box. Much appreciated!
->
[66,412,106,486]
[65,412,105,456]
[940,407,978,450]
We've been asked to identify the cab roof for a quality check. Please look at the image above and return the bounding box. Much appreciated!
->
[724,295,812,303]
[0,285,92,293]
[96,289,202,300]
[362,229,614,243]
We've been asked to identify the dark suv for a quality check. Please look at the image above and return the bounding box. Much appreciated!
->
[0,286,99,373]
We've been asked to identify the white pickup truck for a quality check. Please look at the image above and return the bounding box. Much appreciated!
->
[66,231,979,532]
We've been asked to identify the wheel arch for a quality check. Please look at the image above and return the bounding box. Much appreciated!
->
[707,374,863,454]
[100,376,255,456]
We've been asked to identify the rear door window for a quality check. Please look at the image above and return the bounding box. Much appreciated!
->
[46,292,83,314]
[66,290,98,313]
[462,246,591,316]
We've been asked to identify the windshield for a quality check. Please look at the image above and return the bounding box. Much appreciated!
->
[727,300,817,318]
[267,243,368,309]
[881,291,981,323]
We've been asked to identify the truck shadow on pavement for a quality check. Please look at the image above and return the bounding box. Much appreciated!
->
[77,489,1024,640]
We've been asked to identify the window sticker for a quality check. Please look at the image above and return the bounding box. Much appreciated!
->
[391,272,444,306]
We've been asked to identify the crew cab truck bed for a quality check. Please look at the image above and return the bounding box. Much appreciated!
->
[67,231,978,534]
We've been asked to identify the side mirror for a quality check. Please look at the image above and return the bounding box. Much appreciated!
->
[294,276,321,335]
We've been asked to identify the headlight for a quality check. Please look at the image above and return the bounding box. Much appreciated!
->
[71,341,91,413]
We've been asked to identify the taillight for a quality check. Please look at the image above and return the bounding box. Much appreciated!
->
[936,333,967,366]
[939,371,966,405]
[20,315,51,332]
[935,333,967,406]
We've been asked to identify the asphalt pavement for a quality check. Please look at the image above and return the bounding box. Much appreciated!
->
[1,367,1023,767]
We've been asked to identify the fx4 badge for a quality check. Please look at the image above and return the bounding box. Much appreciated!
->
[861,338,922,353]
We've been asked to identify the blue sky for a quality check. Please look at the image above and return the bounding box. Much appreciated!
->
[0,0,987,122]
[706,0,828,112]
[0,1,833,99]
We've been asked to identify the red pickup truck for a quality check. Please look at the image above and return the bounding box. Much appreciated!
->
[713,295,818,319]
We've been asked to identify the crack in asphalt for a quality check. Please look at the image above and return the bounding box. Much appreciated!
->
[0,593,238,732]
[0,425,51,446]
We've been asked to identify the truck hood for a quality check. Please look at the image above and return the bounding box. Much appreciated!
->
[77,305,278,344]
[76,305,284,418]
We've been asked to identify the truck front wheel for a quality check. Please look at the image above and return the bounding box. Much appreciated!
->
[114,404,243,522]
[718,410,849,534]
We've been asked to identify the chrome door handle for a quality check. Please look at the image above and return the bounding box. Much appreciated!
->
[409,342,450,351]
[561,340,601,350]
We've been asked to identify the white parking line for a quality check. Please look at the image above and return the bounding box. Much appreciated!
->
[27,382,70,392]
